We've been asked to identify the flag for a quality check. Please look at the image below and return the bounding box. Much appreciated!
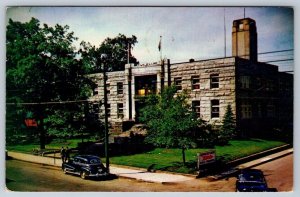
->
[158,36,162,51]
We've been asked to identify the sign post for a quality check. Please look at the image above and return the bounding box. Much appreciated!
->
[197,150,216,176]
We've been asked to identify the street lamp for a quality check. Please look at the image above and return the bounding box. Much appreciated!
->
[101,53,110,173]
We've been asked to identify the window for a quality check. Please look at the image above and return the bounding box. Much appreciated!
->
[191,76,200,90]
[267,104,275,118]
[174,77,182,91]
[106,104,111,117]
[93,87,98,96]
[240,76,250,89]
[93,103,99,116]
[210,74,219,89]
[239,23,244,30]
[241,101,252,119]
[117,103,124,119]
[117,82,123,94]
[192,101,201,117]
[211,100,219,118]
[106,83,110,95]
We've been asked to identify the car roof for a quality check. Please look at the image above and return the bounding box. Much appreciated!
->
[238,169,265,182]
[75,155,101,160]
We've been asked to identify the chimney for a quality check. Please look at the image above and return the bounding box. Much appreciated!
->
[232,18,257,62]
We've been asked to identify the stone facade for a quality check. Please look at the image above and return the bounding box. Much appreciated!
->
[88,17,293,136]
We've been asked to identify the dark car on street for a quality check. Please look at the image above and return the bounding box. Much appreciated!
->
[236,169,269,192]
[62,155,108,179]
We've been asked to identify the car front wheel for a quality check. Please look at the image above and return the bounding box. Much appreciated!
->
[80,171,87,179]
[63,167,68,174]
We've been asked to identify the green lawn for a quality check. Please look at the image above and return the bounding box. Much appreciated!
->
[6,138,83,153]
[7,138,287,174]
[110,139,286,173]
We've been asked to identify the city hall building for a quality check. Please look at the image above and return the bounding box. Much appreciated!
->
[89,18,293,137]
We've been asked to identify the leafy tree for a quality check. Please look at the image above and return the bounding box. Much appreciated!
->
[6,18,96,148]
[218,104,236,145]
[79,33,138,73]
[139,86,201,165]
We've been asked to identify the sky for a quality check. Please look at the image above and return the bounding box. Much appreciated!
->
[6,7,294,71]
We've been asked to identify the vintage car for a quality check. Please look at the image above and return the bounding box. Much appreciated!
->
[236,169,269,192]
[62,155,108,179]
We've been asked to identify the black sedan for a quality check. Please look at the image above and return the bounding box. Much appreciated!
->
[236,169,269,192]
[62,155,108,179]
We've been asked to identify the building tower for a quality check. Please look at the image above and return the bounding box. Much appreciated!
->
[232,18,257,62]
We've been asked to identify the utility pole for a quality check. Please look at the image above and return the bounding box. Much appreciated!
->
[101,53,110,173]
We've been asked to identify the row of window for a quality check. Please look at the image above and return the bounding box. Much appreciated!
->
[192,100,220,118]
[174,74,220,91]
[93,103,124,119]
[94,82,124,96]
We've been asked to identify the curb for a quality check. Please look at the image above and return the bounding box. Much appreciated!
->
[209,148,293,180]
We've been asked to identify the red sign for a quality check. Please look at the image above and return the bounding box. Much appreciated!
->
[25,119,38,127]
[198,150,216,167]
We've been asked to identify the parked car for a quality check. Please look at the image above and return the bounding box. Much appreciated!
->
[62,155,108,179]
[236,169,269,192]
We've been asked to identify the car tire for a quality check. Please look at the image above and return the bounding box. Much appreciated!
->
[63,167,68,174]
[80,171,87,179]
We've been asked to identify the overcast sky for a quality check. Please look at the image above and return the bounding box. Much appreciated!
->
[6,6,294,71]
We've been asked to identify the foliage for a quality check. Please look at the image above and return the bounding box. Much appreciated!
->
[6,18,99,145]
[139,86,202,165]
[79,33,138,73]
[218,105,236,145]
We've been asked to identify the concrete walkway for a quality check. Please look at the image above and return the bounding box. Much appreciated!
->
[7,151,194,184]
[7,148,293,183]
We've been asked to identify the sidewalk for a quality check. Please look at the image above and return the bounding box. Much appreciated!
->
[209,148,293,180]
[7,148,293,183]
[7,151,194,184]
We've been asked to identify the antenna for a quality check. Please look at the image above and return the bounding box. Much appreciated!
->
[244,8,246,18]
[224,8,226,57]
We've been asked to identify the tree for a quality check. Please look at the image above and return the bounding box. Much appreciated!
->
[218,104,236,145]
[79,33,138,73]
[139,86,201,165]
[6,18,96,148]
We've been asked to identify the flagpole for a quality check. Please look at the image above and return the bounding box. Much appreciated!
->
[159,36,162,61]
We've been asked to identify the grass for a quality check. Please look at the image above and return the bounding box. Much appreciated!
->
[6,138,83,153]
[110,139,286,174]
[7,138,287,174]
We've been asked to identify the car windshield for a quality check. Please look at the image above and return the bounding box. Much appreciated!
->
[88,158,101,164]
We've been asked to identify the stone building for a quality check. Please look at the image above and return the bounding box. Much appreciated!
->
[89,18,293,137]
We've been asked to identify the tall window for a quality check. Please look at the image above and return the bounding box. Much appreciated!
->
[267,103,275,118]
[240,76,250,89]
[211,100,220,118]
[192,101,201,117]
[106,83,110,95]
[93,87,98,96]
[210,74,219,89]
[93,103,99,116]
[241,101,252,119]
[117,82,123,94]
[191,76,200,90]
[117,103,124,119]
[174,77,182,91]
[106,104,111,117]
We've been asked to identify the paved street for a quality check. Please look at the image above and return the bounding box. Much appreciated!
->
[6,152,293,192]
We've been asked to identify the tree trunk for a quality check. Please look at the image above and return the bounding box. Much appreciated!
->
[182,147,186,166]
